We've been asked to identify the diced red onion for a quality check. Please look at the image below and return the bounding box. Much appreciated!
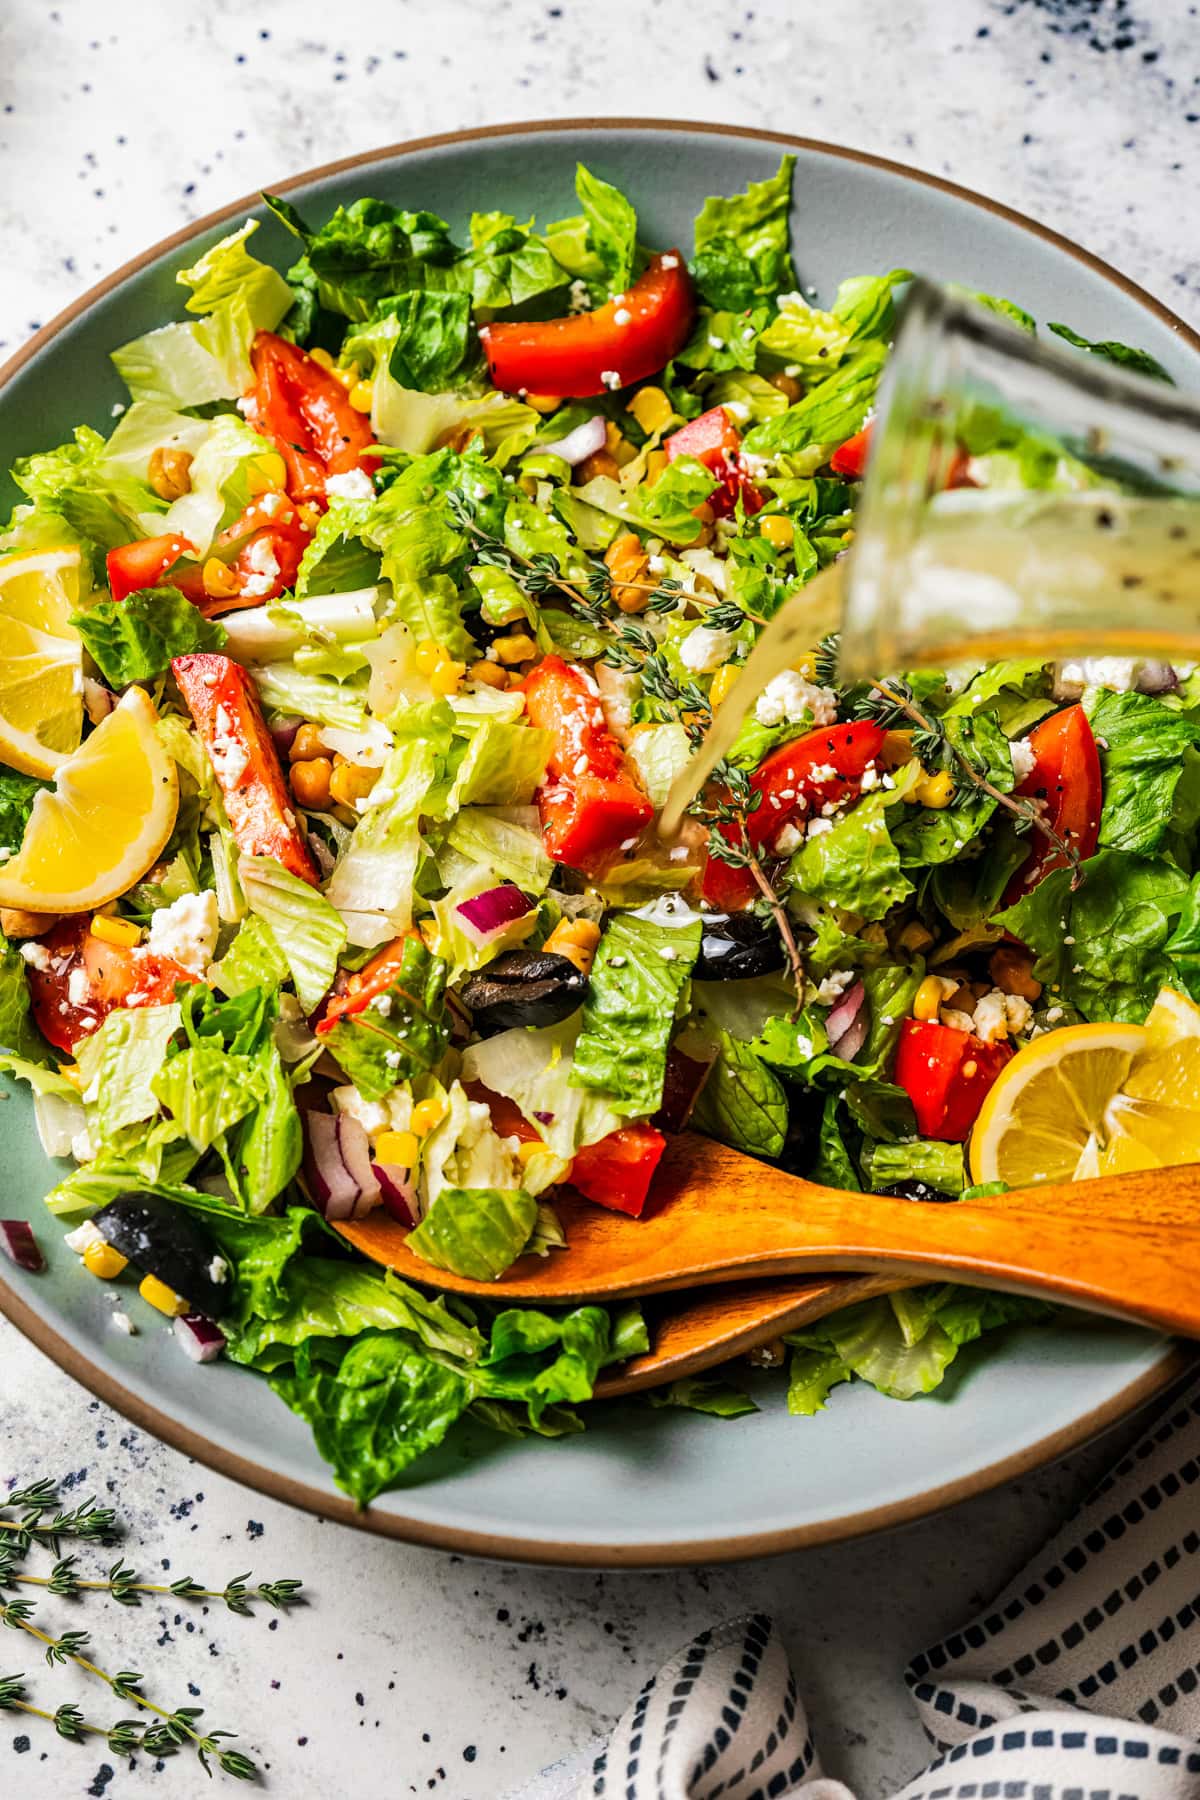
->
[533,1110,555,1125]
[537,414,606,466]
[270,716,302,755]
[371,1163,417,1227]
[1136,662,1179,695]
[82,676,115,725]
[0,1221,44,1272]
[303,1111,381,1221]
[655,1044,717,1134]
[827,980,868,1063]
[455,884,534,948]
[174,1313,226,1363]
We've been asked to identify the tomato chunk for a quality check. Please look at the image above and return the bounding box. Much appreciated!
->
[829,425,873,479]
[702,720,888,911]
[480,254,695,400]
[893,1018,1013,1143]
[1001,704,1102,907]
[568,1123,667,1217]
[26,919,196,1054]
[316,934,420,1036]
[665,404,763,518]
[523,656,653,871]
[107,533,196,603]
[246,332,379,504]
[172,653,318,885]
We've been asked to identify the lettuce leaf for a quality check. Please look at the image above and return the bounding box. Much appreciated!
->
[786,1346,853,1416]
[892,711,1015,868]
[692,155,795,310]
[573,164,638,295]
[690,1029,788,1159]
[75,1003,182,1142]
[322,933,450,1102]
[865,1139,966,1195]
[239,854,346,1012]
[225,1253,478,1369]
[0,773,48,854]
[442,809,553,894]
[406,1185,538,1282]
[743,342,888,460]
[71,588,226,687]
[461,1017,626,1159]
[1047,321,1172,384]
[996,849,1190,1022]
[648,1376,758,1418]
[447,719,552,808]
[12,426,163,553]
[152,1041,265,1152]
[0,936,53,1065]
[943,658,1054,737]
[788,791,913,920]
[1087,687,1200,854]
[571,913,701,1118]
[263,194,460,321]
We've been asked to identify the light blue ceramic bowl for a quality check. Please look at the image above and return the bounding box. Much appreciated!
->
[1,121,1195,1565]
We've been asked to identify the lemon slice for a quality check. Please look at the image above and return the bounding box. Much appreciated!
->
[0,687,178,912]
[969,1020,1148,1188]
[0,545,86,776]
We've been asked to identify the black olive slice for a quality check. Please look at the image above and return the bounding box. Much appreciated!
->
[460,949,588,1038]
[694,912,786,981]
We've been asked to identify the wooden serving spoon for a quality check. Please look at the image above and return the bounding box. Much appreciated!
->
[336,1131,1200,1346]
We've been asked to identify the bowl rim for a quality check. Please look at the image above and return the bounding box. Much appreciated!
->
[1,116,1197,1567]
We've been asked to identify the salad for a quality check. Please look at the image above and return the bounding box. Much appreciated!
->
[1,155,1197,1506]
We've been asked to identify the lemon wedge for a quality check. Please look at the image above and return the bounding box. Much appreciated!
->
[0,545,87,777]
[0,686,178,912]
[968,1020,1148,1188]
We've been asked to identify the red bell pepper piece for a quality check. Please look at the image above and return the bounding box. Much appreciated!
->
[702,720,889,911]
[568,1123,667,1217]
[25,919,197,1054]
[523,656,653,871]
[665,404,763,518]
[172,653,318,885]
[106,533,196,603]
[1001,704,1102,908]
[316,934,420,1036]
[893,1018,1013,1143]
[480,253,695,400]
[246,332,379,504]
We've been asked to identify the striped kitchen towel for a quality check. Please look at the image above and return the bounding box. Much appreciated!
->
[506,1373,1200,1799]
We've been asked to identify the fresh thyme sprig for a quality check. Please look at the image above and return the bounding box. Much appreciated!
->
[0,1549,301,1616]
[0,1482,118,1554]
[690,758,807,1013]
[852,674,1085,884]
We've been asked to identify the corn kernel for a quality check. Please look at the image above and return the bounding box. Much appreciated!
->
[759,514,794,550]
[429,659,466,696]
[604,420,638,467]
[709,664,741,708]
[913,974,956,1022]
[375,1129,420,1169]
[524,392,562,413]
[897,919,935,954]
[246,451,288,496]
[411,1097,447,1136]
[289,722,327,763]
[309,346,336,371]
[83,1238,128,1280]
[914,770,955,809]
[628,386,675,435]
[89,913,141,949]
[139,1273,188,1318]
[576,449,621,484]
[516,1139,546,1167]
[289,757,333,810]
[470,659,508,690]
[643,448,668,488]
[329,759,381,807]
[491,632,538,666]
[348,380,374,414]
[789,652,817,682]
[414,640,448,676]
[148,446,194,502]
[202,557,240,599]
[334,361,360,389]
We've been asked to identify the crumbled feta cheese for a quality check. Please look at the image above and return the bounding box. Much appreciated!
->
[373,994,393,1018]
[111,401,126,417]
[660,253,679,270]
[773,822,804,855]
[1044,1005,1064,1024]
[814,969,855,1005]
[207,704,250,786]
[208,1256,229,1285]
[324,468,376,502]
[613,307,632,327]
[806,817,834,839]
[600,369,622,391]
[71,1126,96,1163]
[64,1220,105,1256]
[67,966,92,1007]
[238,535,281,599]
[18,941,51,972]
[1052,657,1139,701]
[111,1310,137,1336]
[1010,737,1037,781]
[647,554,665,574]
[859,762,880,791]
[147,890,219,975]
[678,624,738,674]
[940,1007,976,1034]
[383,1049,403,1069]
[568,279,593,313]
[809,762,838,784]
[707,335,725,350]
[755,670,838,728]
[1003,993,1034,1035]
[972,989,1011,1043]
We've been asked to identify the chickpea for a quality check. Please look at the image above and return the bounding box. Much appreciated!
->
[289,757,333,810]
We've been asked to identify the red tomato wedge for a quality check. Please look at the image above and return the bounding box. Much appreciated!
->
[568,1123,667,1218]
[523,656,653,871]
[480,253,695,399]
[172,653,318,885]
[26,919,197,1054]
[106,533,196,603]
[316,934,422,1036]
[1001,703,1102,908]
[246,332,379,504]
[893,1018,1013,1143]
[702,720,889,911]
[665,404,763,517]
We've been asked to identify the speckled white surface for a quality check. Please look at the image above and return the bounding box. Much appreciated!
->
[2,2,1199,1795]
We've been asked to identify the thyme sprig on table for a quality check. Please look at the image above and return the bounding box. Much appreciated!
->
[0,1481,304,1782]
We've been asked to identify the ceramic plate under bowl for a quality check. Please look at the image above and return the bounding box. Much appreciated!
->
[1,121,1196,1566]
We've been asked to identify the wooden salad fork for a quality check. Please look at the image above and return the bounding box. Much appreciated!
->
[335,1134,1200,1389]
